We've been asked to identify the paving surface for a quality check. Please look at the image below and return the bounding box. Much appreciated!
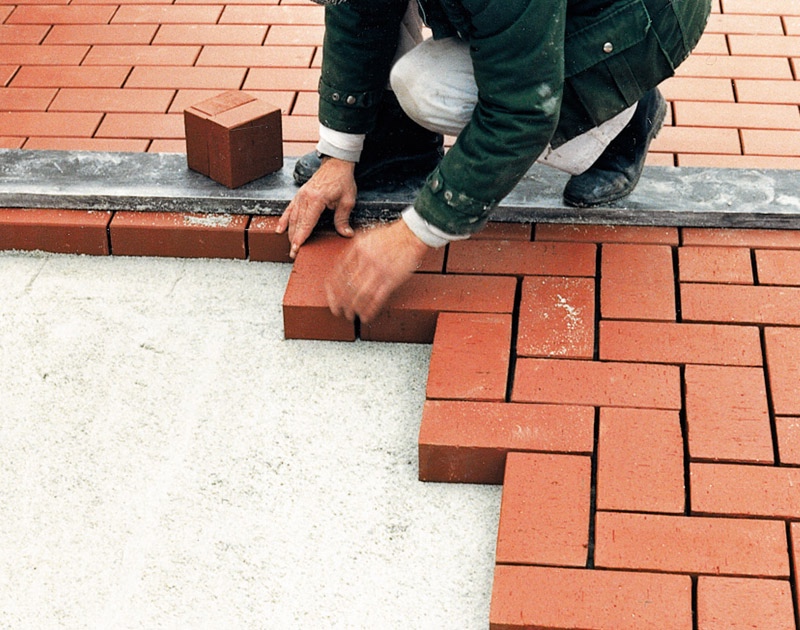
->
[1,0,800,628]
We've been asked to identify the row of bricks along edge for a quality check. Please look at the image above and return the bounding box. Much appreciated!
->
[7,209,800,627]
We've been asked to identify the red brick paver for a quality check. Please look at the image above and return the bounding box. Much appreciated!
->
[3,1,800,628]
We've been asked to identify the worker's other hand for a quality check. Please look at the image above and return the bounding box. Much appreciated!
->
[326,220,431,324]
[277,157,358,259]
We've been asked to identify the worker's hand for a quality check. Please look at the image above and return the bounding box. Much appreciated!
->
[277,157,358,259]
[326,219,431,323]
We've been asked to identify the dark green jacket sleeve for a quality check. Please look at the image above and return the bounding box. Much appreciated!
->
[317,1,408,134]
[414,0,567,234]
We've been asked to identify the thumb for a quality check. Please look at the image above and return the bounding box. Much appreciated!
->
[332,204,354,238]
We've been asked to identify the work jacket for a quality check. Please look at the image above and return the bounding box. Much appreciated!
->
[318,0,710,235]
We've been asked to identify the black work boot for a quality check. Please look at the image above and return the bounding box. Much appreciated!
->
[293,91,444,188]
[562,88,667,208]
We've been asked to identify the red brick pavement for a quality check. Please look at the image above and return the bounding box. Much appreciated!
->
[2,0,800,627]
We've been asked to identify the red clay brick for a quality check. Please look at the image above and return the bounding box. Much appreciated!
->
[776,416,800,465]
[6,5,115,24]
[111,5,222,24]
[597,407,685,513]
[660,76,735,102]
[536,223,678,245]
[756,249,800,285]
[517,276,595,359]
[765,327,800,416]
[148,139,186,153]
[11,65,130,88]
[512,358,681,409]
[675,54,793,80]
[196,45,313,68]
[110,211,248,259]
[675,101,800,130]
[0,66,16,87]
[791,524,800,621]
[0,43,89,66]
[96,113,184,140]
[426,312,511,403]
[722,0,800,15]
[683,228,800,249]
[678,153,800,169]
[682,283,800,326]
[729,34,800,57]
[126,66,246,90]
[692,462,800,519]
[693,33,732,55]
[0,24,50,44]
[743,129,800,156]
[417,400,595,484]
[678,245,754,284]
[247,215,292,263]
[0,208,111,255]
[154,25,267,46]
[489,565,692,630]
[735,79,800,105]
[0,137,25,149]
[495,452,591,567]
[44,24,157,45]
[599,320,762,366]
[264,24,324,46]
[594,511,789,577]
[23,137,149,152]
[360,274,517,343]
[243,68,320,92]
[48,88,174,113]
[697,577,795,630]
[0,111,101,137]
[0,86,56,111]
[651,126,742,154]
[472,221,532,241]
[446,239,596,276]
[600,243,676,321]
[290,90,317,116]
[684,365,773,463]
[415,246,445,273]
[82,45,200,66]
[273,115,317,143]
[219,5,325,26]
[705,12,785,34]
[281,231,355,342]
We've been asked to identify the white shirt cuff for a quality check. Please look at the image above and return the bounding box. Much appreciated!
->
[401,206,470,248]
[316,125,365,163]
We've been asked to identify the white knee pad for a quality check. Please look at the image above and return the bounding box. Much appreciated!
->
[390,37,478,137]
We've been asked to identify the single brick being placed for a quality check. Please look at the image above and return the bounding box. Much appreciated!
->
[684,364,773,463]
[109,211,248,259]
[281,231,355,341]
[425,312,512,402]
[596,407,685,514]
[0,208,111,255]
[418,400,595,484]
[594,511,790,577]
[489,565,692,630]
[495,452,592,567]
[516,275,595,359]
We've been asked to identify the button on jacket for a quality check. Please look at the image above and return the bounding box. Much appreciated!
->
[317,0,711,235]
